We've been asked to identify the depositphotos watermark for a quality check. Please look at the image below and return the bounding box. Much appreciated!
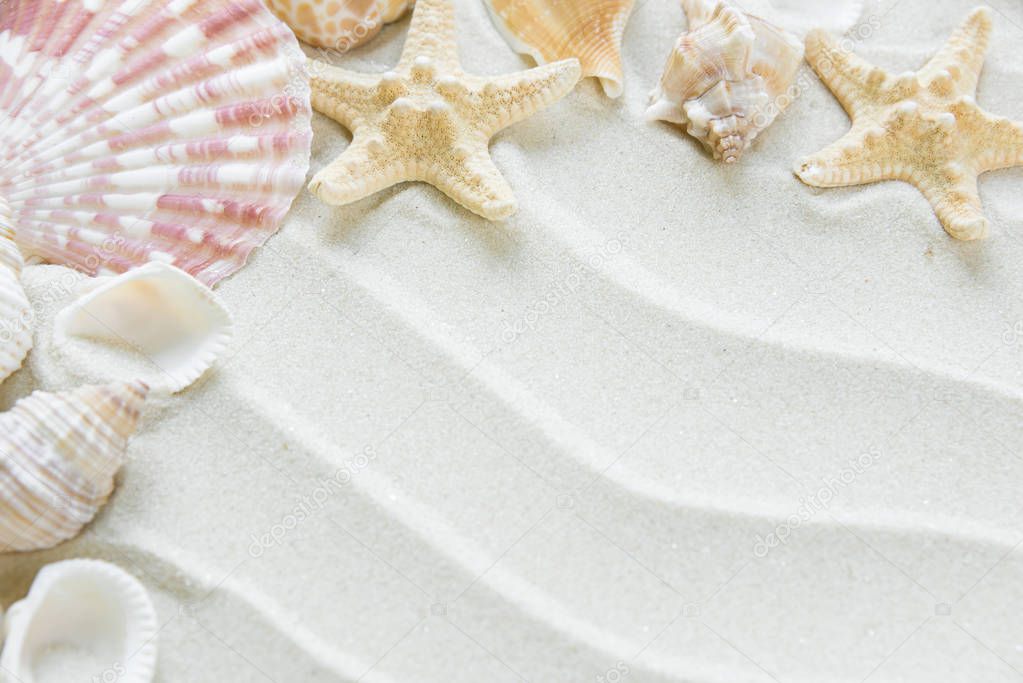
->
[596,661,630,683]
[248,447,376,557]
[750,12,882,132]
[753,446,881,558]
[0,267,85,347]
[90,662,126,683]
[1002,321,1023,345]
[0,228,130,347]
[500,233,627,345]
[304,12,383,65]
[247,79,306,129]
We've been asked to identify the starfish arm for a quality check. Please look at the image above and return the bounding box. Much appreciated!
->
[308,60,381,129]
[919,7,992,97]
[397,0,461,73]
[972,110,1023,173]
[473,59,581,136]
[805,30,888,119]
[307,138,403,207]
[917,171,988,241]
[427,146,517,220]
[795,125,905,187]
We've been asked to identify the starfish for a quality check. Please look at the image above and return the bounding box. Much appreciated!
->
[306,0,581,220]
[795,7,1023,241]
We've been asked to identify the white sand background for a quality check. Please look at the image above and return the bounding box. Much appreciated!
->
[3,0,1023,680]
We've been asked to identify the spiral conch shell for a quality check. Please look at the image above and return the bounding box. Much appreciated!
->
[1,559,158,683]
[485,0,637,98]
[264,0,414,49]
[0,222,32,386]
[647,0,803,162]
[0,381,148,554]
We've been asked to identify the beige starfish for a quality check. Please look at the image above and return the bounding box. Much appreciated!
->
[795,7,1023,240]
[306,0,581,220]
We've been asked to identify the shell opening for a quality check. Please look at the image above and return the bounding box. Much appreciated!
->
[1,560,158,683]
[52,263,233,394]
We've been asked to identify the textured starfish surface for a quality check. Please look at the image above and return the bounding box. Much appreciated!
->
[307,0,581,220]
[795,7,1023,240]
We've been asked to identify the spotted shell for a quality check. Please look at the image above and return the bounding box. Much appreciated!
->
[263,0,414,50]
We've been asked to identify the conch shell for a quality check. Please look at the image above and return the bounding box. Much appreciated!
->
[0,221,32,386]
[647,0,804,162]
[0,382,148,554]
[484,0,637,98]
[1,559,158,683]
[264,0,414,49]
[52,263,234,394]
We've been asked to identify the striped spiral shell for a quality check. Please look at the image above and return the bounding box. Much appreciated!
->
[0,224,32,385]
[0,381,148,553]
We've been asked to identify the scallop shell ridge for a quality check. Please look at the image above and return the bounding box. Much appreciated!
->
[0,0,313,288]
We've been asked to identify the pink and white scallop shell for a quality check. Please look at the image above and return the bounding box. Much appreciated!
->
[0,0,313,287]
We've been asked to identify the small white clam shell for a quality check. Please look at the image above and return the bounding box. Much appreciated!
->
[0,227,32,386]
[1,559,158,683]
[52,263,234,394]
[0,382,148,554]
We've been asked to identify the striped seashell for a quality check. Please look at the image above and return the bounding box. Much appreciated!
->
[1,559,158,683]
[263,0,414,50]
[647,0,803,163]
[0,221,32,385]
[484,0,637,98]
[0,381,148,554]
[0,0,313,288]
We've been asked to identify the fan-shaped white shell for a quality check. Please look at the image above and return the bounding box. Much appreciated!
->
[1,559,158,683]
[0,224,32,385]
[647,0,803,162]
[0,381,148,554]
[0,0,313,288]
[53,263,233,394]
